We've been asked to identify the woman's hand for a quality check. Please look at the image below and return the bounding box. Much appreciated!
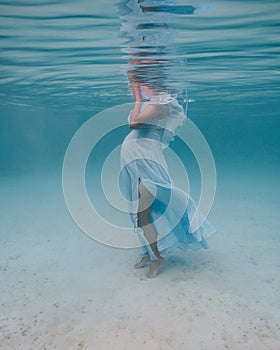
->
[128,74,141,102]
[130,79,142,102]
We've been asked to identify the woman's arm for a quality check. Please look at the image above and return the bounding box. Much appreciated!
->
[128,79,167,129]
[129,102,167,129]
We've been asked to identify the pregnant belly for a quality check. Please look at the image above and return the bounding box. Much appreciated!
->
[121,133,167,170]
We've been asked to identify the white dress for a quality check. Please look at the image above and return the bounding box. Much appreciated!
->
[119,95,215,258]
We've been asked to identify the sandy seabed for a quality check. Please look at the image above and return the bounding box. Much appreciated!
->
[0,166,280,350]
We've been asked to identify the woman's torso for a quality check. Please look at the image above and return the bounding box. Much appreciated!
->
[120,98,185,168]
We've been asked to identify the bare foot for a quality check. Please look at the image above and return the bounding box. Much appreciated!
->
[134,255,150,269]
[147,257,164,278]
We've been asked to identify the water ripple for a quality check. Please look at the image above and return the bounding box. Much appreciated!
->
[0,0,279,111]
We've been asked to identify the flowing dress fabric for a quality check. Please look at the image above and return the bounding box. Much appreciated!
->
[120,98,215,256]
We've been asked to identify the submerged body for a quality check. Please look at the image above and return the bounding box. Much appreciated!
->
[120,89,215,276]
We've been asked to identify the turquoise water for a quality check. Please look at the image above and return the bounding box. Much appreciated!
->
[0,0,279,110]
[0,1,280,348]
[0,0,279,174]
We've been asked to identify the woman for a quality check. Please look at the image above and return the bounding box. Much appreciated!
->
[120,79,215,278]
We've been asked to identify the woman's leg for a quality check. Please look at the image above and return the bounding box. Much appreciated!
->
[138,181,161,259]
[137,182,164,277]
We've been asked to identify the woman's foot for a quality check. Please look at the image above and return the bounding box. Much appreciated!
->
[134,255,150,269]
[147,257,164,278]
